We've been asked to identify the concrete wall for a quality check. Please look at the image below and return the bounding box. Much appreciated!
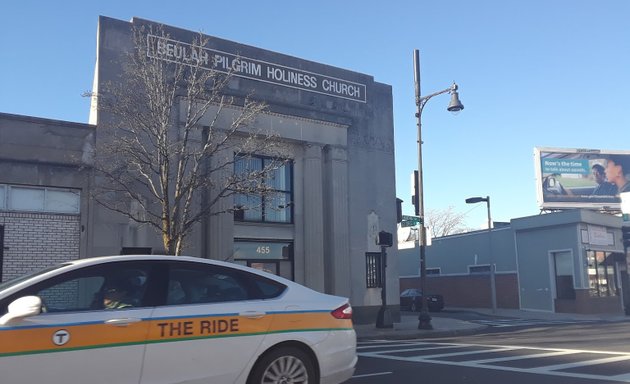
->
[0,113,94,280]
[397,227,519,310]
[399,227,517,277]
[513,224,577,311]
[427,227,517,274]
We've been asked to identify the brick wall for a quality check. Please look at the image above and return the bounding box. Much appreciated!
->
[400,273,520,309]
[1,212,80,281]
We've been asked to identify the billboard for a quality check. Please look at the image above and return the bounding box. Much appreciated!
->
[534,147,630,210]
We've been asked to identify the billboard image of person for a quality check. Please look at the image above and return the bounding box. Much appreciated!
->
[606,154,630,194]
[535,148,630,210]
[590,164,617,196]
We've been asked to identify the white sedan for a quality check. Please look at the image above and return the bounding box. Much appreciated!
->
[0,255,356,384]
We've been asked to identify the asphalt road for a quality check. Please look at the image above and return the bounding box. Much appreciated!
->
[349,320,630,383]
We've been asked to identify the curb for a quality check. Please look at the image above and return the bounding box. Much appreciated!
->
[355,324,488,341]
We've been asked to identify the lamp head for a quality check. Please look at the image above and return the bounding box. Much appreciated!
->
[465,197,487,204]
[447,87,464,113]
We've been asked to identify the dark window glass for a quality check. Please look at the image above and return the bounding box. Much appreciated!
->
[38,276,105,312]
[587,250,618,297]
[233,155,293,223]
[554,251,576,300]
[365,252,382,288]
[252,276,286,298]
[165,262,286,306]
[0,261,154,314]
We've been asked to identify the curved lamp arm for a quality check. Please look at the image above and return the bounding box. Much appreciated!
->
[416,83,460,117]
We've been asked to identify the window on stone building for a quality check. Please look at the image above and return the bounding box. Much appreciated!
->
[233,155,292,223]
[365,252,382,288]
[9,186,44,211]
[2,185,80,214]
[45,189,80,213]
[0,185,5,210]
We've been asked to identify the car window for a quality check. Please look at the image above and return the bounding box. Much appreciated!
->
[253,277,286,298]
[165,262,286,306]
[38,276,104,312]
[0,263,70,292]
[167,267,247,305]
[97,267,151,310]
[401,289,422,297]
[1,261,155,314]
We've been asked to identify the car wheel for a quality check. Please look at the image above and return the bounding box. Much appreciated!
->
[248,346,316,384]
[410,301,417,312]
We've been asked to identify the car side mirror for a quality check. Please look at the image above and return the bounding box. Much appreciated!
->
[0,296,42,326]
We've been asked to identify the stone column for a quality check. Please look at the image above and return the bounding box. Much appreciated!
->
[324,146,351,297]
[206,149,234,261]
[303,144,325,292]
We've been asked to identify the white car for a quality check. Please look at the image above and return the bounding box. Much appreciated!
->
[0,255,356,384]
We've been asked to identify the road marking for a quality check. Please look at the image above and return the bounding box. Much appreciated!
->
[531,354,630,372]
[358,340,630,382]
[472,318,597,328]
[351,372,393,378]
[357,341,423,350]
[471,350,576,364]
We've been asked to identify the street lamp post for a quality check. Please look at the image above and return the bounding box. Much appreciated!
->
[465,196,497,313]
[414,49,464,329]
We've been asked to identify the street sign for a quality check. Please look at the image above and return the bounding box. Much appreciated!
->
[401,215,421,227]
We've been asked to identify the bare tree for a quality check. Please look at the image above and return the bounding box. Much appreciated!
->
[426,206,470,237]
[88,25,288,255]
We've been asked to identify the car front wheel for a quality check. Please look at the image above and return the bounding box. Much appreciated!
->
[248,346,316,384]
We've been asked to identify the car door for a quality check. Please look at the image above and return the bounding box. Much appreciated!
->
[140,261,284,384]
[0,261,155,384]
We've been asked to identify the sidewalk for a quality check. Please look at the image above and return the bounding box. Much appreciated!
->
[354,308,630,341]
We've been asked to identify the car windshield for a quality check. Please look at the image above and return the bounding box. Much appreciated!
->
[0,263,70,292]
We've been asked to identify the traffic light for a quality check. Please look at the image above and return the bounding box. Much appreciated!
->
[623,226,630,249]
[376,231,393,247]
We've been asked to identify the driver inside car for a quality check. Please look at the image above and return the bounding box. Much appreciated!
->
[102,283,133,310]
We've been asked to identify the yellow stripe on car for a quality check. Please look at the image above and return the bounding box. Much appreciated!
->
[0,311,352,357]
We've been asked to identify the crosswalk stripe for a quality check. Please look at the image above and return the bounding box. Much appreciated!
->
[470,318,597,327]
[471,350,576,364]
[357,340,630,382]
[532,355,630,372]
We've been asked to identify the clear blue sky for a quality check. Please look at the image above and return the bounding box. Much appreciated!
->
[2,1,628,229]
